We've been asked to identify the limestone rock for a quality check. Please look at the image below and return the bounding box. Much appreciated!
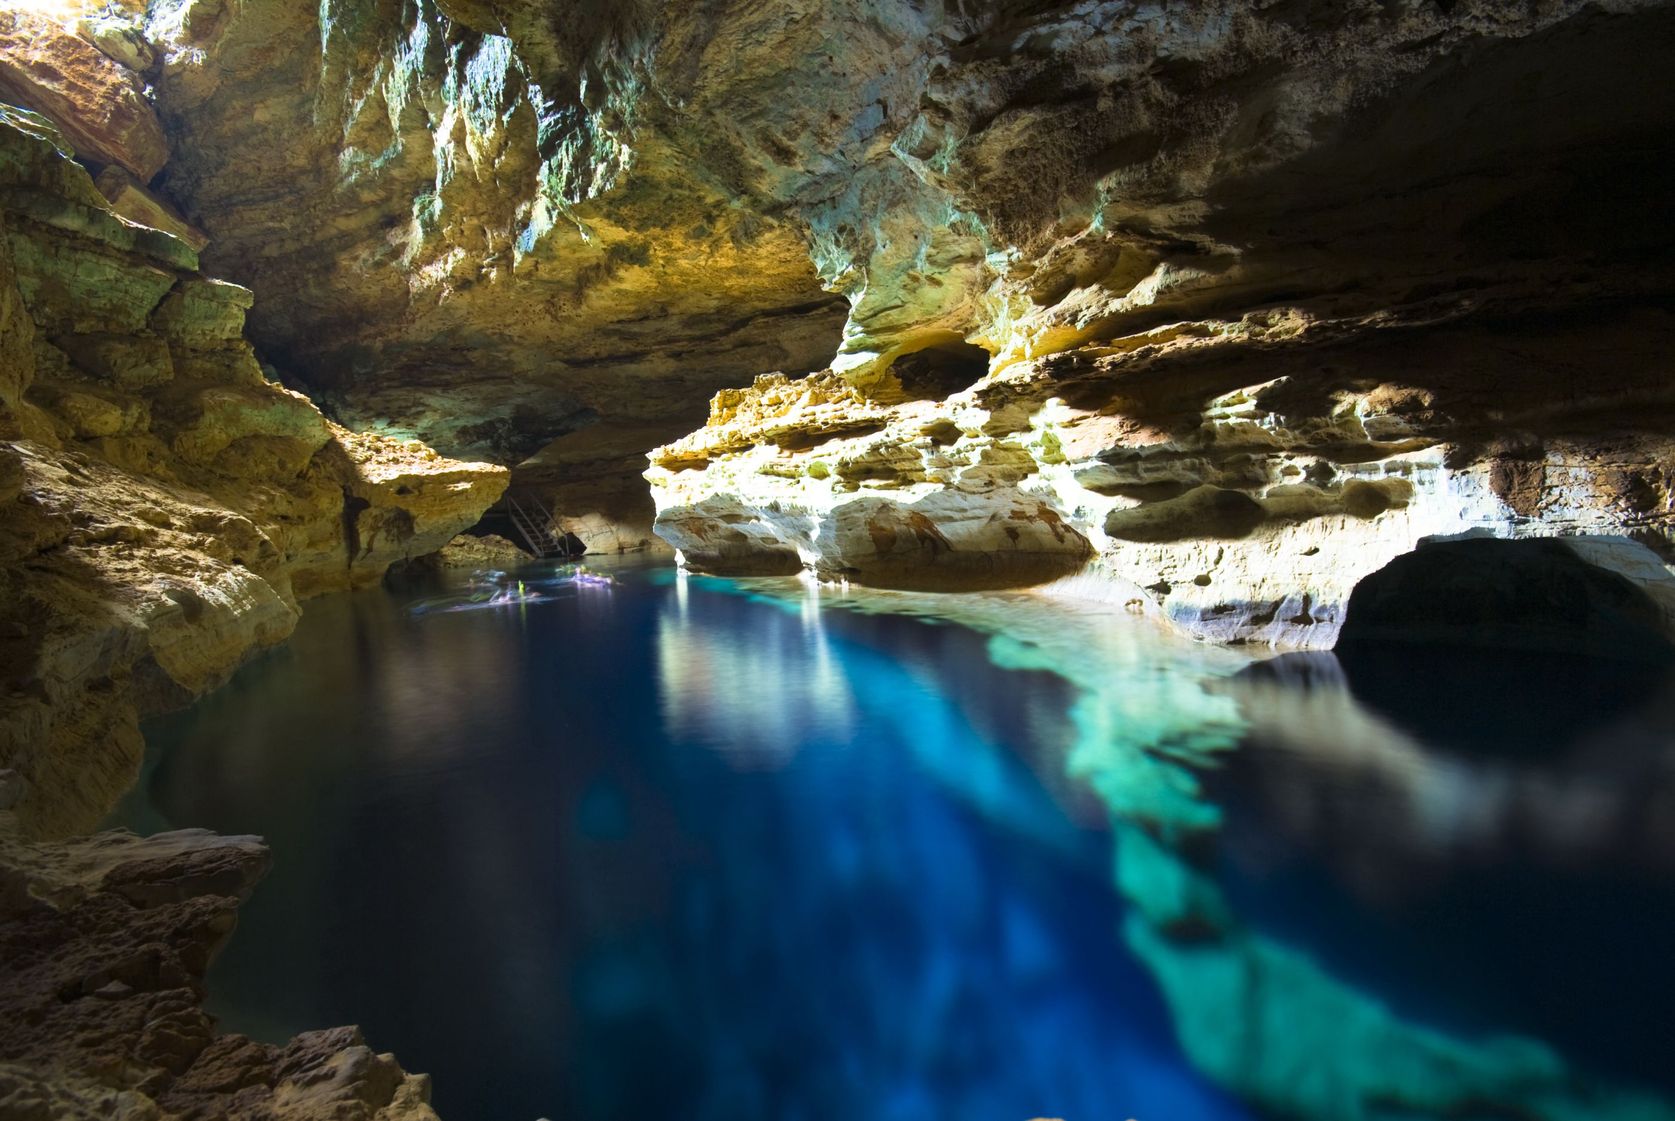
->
[514,421,684,556]
[0,110,508,839]
[651,303,1675,641]
[0,9,168,180]
[95,167,210,253]
[147,0,846,467]
[0,820,439,1121]
[124,0,1675,633]
[141,0,1675,439]
[432,532,529,569]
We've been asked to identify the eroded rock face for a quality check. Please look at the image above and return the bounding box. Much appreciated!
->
[0,817,439,1121]
[122,0,1675,634]
[650,301,1675,642]
[0,109,507,839]
[143,0,847,469]
[136,2,1675,414]
[429,531,529,569]
[0,8,168,181]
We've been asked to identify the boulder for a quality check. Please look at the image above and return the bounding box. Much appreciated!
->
[0,9,168,180]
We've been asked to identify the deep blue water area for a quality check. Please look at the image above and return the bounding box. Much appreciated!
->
[121,561,1675,1121]
[126,563,1251,1121]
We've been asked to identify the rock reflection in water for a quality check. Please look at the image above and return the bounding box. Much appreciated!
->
[129,564,1249,1121]
[1206,647,1675,1098]
[124,563,1675,1121]
[655,573,856,770]
[831,579,1675,1121]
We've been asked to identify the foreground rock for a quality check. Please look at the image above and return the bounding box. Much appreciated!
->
[0,108,508,839]
[0,815,438,1121]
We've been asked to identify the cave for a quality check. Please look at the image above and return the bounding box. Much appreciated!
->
[4,2,1675,1120]
[885,339,992,401]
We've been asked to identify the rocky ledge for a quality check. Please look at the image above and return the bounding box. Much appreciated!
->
[0,811,438,1121]
[650,299,1675,646]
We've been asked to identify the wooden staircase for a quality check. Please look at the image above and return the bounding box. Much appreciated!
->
[500,491,577,558]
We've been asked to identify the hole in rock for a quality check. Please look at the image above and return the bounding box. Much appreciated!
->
[886,340,991,401]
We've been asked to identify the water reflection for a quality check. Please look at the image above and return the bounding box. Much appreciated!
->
[125,563,1249,1121]
[1202,649,1675,1096]
[656,572,855,769]
[723,577,1675,1121]
[118,563,1675,1121]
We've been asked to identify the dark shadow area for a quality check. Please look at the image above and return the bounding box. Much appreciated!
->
[887,340,991,401]
[1331,537,1675,753]
[1200,546,1675,1094]
[1103,486,1266,543]
[1337,537,1674,660]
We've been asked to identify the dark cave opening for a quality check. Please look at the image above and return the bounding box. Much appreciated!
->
[886,340,992,401]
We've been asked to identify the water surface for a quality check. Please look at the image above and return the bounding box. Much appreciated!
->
[124,561,1675,1121]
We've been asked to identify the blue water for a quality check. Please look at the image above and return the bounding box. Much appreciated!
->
[125,561,1675,1121]
[130,563,1251,1121]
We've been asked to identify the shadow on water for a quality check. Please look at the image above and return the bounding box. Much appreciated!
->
[1206,645,1675,1096]
[118,560,1675,1121]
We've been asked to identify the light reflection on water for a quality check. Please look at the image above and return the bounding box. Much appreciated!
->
[656,575,855,771]
[119,561,1675,1121]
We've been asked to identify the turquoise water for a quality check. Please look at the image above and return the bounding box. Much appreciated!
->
[124,561,1675,1121]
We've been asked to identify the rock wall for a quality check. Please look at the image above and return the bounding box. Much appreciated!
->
[635,0,1675,642]
[145,0,847,468]
[0,817,439,1120]
[79,0,1674,639]
[651,302,1675,644]
[0,107,506,840]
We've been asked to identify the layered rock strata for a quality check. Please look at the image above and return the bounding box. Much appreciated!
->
[0,108,506,840]
[651,300,1675,644]
[97,0,1675,638]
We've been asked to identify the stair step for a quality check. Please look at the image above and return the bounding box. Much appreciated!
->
[499,492,575,558]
